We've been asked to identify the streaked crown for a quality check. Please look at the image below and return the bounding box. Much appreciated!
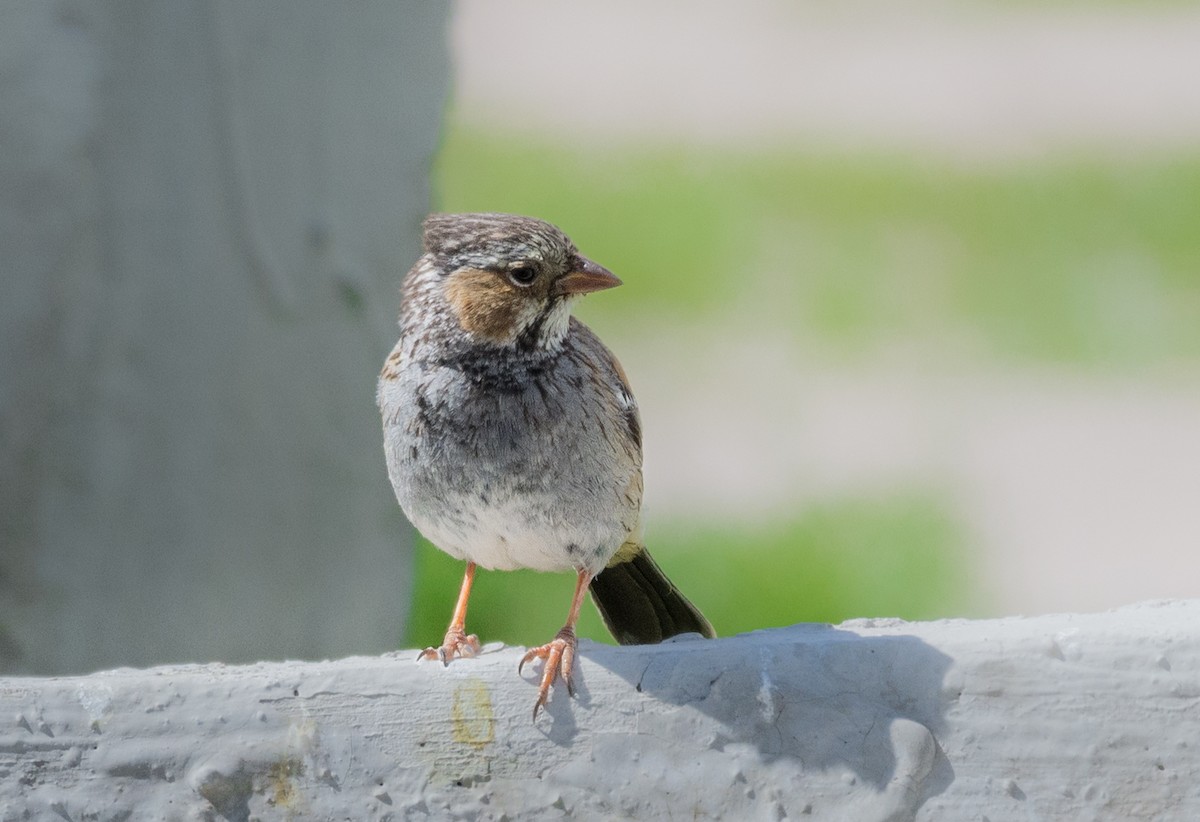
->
[423,212,576,272]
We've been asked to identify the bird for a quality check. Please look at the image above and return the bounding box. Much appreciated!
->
[377,212,715,718]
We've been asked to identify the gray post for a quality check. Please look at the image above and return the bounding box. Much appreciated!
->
[0,1,450,673]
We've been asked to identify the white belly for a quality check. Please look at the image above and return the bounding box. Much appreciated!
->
[407,490,623,575]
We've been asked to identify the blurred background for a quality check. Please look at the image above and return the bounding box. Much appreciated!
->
[3,1,1198,673]
[410,0,1200,647]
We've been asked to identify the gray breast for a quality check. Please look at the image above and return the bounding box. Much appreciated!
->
[384,345,618,515]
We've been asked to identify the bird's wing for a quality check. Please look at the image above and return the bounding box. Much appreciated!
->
[379,340,403,383]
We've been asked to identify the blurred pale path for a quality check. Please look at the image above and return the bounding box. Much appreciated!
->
[452,0,1200,157]
[446,1,1200,618]
[623,332,1200,615]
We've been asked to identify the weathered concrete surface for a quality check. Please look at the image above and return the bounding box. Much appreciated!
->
[1,600,1196,820]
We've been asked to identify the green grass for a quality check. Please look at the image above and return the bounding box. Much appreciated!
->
[405,493,971,648]
[434,127,1200,368]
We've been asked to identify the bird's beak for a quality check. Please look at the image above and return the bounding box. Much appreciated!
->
[554,256,622,296]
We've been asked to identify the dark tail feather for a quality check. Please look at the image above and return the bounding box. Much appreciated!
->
[589,548,716,645]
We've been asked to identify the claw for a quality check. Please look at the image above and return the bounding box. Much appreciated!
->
[417,563,480,668]
[416,629,480,666]
[519,627,577,720]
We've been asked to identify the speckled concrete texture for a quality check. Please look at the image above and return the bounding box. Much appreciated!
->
[2,600,1196,820]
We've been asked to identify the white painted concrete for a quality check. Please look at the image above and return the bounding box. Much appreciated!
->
[2,601,1196,819]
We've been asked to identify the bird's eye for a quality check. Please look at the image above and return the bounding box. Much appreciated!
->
[508,266,537,286]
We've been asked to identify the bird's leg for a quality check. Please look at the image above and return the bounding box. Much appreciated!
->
[519,568,593,719]
[417,561,482,665]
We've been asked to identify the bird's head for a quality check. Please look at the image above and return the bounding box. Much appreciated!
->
[407,212,621,351]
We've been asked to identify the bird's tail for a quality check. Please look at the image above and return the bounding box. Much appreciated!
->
[589,545,716,645]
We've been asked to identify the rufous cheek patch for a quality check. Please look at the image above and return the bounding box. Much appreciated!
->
[445,269,524,344]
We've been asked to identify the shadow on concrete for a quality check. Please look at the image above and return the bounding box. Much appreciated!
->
[575,622,955,814]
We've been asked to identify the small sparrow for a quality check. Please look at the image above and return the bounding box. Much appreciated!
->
[378,213,714,718]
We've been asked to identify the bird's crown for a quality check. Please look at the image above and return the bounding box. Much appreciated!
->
[423,212,574,271]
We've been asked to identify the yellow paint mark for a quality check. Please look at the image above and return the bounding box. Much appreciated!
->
[266,757,303,808]
[451,678,495,749]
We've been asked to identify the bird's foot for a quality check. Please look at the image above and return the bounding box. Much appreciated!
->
[518,626,578,719]
[416,628,481,666]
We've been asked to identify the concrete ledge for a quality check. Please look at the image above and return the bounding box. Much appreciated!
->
[2,601,1197,820]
